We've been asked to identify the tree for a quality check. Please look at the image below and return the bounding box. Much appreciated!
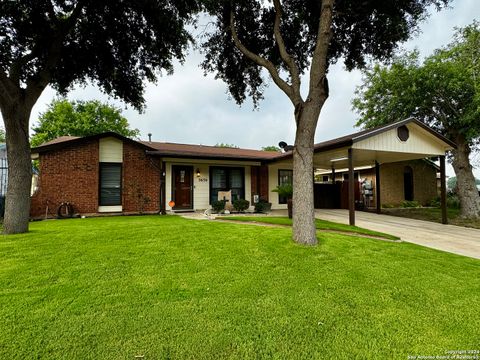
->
[352,23,480,218]
[447,177,480,191]
[31,99,140,147]
[262,145,281,152]
[0,128,5,143]
[0,0,198,234]
[215,143,239,148]
[200,0,450,244]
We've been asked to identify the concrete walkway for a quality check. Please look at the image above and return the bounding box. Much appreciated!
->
[315,209,480,260]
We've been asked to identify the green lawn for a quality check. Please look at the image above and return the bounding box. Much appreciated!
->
[220,216,400,240]
[382,207,480,229]
[0,215,479,359]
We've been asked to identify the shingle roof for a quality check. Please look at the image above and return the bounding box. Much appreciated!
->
[141,141,281,161]
[30,118,455,162]
[31,132,282,161]
[39,136,80,146]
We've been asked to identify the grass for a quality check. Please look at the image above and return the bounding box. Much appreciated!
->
[221,216,400,240]
[0,215,479,359]
[382,207,480,229]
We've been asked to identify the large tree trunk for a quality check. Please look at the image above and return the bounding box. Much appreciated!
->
[292,101,323,245]
[451,134,480,218]
[1,101,34,234]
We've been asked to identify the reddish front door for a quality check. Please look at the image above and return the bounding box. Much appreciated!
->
[173,166,193,209]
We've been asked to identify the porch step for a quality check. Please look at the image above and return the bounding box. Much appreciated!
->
[172,209,195,213]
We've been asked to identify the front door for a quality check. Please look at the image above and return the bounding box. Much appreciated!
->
[172,166,193,209]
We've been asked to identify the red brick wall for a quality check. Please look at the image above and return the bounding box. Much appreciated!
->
[30,139,162,218]
[122,142,160,213]
[31,140,100,217]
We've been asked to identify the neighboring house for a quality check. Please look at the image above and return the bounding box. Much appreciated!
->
[30,118,455,221]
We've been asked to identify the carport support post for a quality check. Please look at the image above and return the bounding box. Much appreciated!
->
[375,161,381,214]
[348,148,355,226]
[331,165,335,184]
[440,155,447,224]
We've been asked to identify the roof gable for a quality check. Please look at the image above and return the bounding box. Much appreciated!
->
[352,121,453,155]
[31,132,155,153]
[270,118,455,163]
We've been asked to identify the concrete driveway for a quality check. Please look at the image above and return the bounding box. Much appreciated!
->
[315,209,480,260]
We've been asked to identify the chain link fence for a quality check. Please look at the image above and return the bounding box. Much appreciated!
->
[0,158,7,218]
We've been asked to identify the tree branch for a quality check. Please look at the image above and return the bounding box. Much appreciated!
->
[0,72,19,108]
[272,0,302,103]
[229,10,295,102]
[25,1,85,106]
[9,47,41,85]
[308,0,335,100]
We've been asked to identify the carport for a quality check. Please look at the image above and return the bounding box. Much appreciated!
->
[274,118,456,226]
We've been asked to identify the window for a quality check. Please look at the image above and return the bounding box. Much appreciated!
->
[278,169,293,204]
[99,163,122,206]
[397,125,410,142]
[210,167,245,204]
[322,175,329,183]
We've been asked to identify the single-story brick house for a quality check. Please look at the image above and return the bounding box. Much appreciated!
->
[30,118,455,224]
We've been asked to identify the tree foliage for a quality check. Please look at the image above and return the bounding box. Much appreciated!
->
[0,0,199,110]
[262,145,281,152]
[201,0,450,108]
[352,22,480,146]
[31,99,140,147]
[215,143,239,148]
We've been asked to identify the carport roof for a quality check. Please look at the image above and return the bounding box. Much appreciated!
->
[270,118,455,169]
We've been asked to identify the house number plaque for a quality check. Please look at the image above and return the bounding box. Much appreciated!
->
[198,177,208,182]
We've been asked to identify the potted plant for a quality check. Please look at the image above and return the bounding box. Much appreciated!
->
[273,183,293,218]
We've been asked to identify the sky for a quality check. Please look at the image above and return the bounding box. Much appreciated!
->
[24,0,480,176]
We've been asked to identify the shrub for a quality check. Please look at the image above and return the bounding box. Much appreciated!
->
[428,197,441,208]
[381,203,396,208]
[254,199,272,213]
[447,195,461,209]
[401,200,420,208]
[233,199,250,212]
[211,200,226,213]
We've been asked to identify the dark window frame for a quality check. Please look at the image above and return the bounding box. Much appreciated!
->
[209,166,245,205]
[99,162,122,206]
[278,169,293,204]
[397,125,410,142]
